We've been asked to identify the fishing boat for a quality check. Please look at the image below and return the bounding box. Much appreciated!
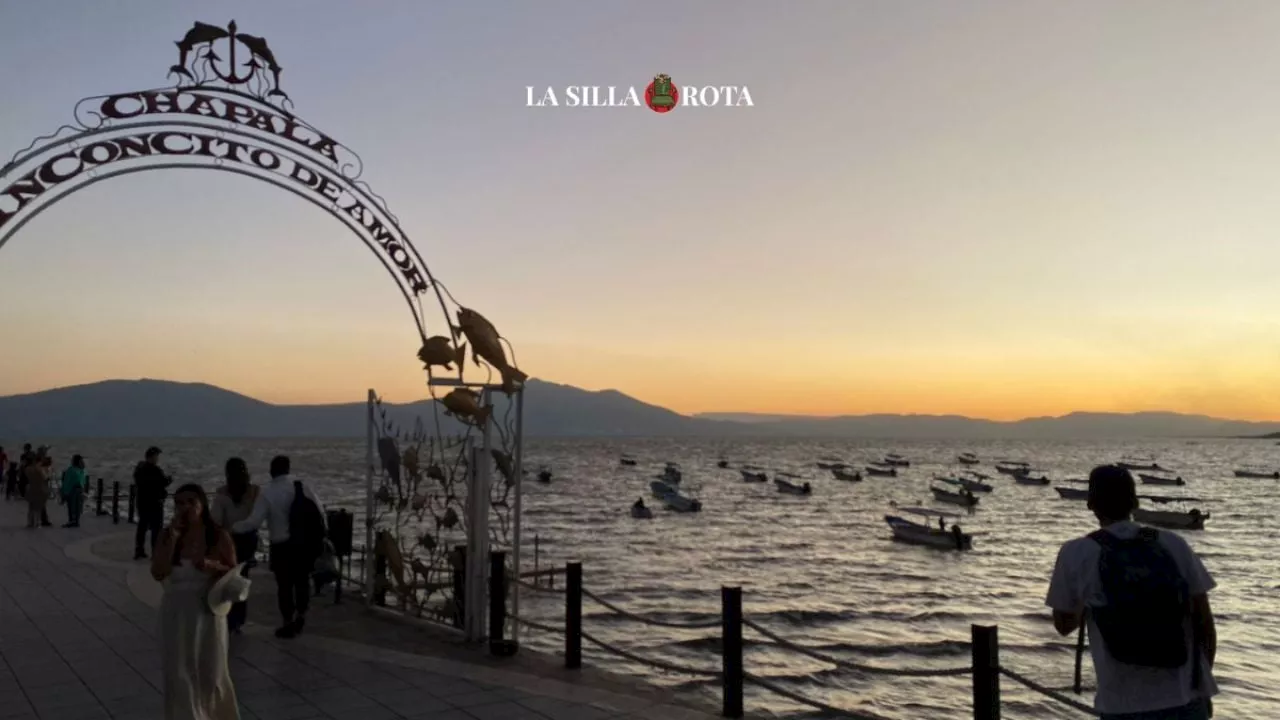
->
[816,461,847,470]
[882,453,910,467]
[620,455,637,467]
[661,463,683,484]
[884,507,973,551]
[1133,507,1208,530]
[1118,459,1165,472]
[832,468,862,482]
[649,480,701,512]
[865,466,898,478]
[1014,474,1050,486]
[775,479,812,495]
[964,470,993,481]
[1138,473,1185,486]
[936,475,992,493]
[740,469,768,483]
[650,480,677,498]
[536,470,552,484]
[630,503,654,519]
[930,486,979,508]
[717,460,730,469]
[1055,487,1089,500]
[957,452,980,465]
[1234,468,1280,479]
[995,462,1031,475]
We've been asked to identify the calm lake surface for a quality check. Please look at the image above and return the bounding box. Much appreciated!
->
[47,436,1280,719]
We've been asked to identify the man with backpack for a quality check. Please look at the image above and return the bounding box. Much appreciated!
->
[132,446,172,559]
[1046,465,1218,719]
[233,455,327,639]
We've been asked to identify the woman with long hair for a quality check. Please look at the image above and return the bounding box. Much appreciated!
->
[151,483,239,719]
[210,458,260,632]
[24,452,53,528]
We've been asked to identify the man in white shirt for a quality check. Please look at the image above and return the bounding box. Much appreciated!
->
[232,455,326,638]
[1046,465,1217,720]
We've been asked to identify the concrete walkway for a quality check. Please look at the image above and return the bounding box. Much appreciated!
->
[0,498,720,720]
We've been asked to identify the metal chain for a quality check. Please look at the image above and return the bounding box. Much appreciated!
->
[582,588,722,629]
[999,667,1096,715]
[744,673,897,720]
[580,630,721,677]
[744,619,972,677]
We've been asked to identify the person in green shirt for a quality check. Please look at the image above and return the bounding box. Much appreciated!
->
[60,455,88,528]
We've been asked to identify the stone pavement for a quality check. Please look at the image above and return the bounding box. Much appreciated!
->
[0,498,721,720]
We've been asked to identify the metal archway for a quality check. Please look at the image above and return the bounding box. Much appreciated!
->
[1,20,529,646]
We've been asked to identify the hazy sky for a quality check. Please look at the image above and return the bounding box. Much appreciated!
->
[2,1,1279,420]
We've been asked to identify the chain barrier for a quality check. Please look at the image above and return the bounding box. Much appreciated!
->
[744,673,896,720]
[512,615,562,635]
[999,666,1096,715]
[517,579,564,594]
[743,619,972,678]
[580,630,721,678]
[582,587,722,629]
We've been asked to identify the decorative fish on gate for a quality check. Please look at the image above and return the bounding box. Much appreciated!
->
[454,308,527,394]
[438,388,491,426]
[416,335,467,373]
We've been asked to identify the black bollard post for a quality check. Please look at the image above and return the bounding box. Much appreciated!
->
[127,484,137,524]
[565,562,582,669]
[111,481,120,525]
[972,624,1000,720]
[95,478,104,516]
[488,551,509,655]
[722,586,744,718]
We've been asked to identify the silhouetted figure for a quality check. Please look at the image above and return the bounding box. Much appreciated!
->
[211,458,260,633]
[133,447,172,560]
[60,454,88,527]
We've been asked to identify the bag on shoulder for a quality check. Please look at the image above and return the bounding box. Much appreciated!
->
[1089,528,1190,668]
[288,480,327,561]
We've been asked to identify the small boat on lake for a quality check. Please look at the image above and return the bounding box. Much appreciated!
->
[885,507,973,551]
[931,486,979,507]
[882,453,910,467]
[957,452,980,465]
[536,470,552,484]
[1118,458,1165,472]
[620,455,637,467]
[649,481,701,512]
[816,461,847,470]
[1055,487,1089,500]
[995,462,1031,475]
[1234,468,1280,479]
[963,470,993,481]
[865,466,898,478]
[936,475,992,493]
[832,468,862,482]
[716,460,730,469]
[1014,474,1050,486]
[775,478,812,495]
[1138,473,1185,486]
[1133,507,1208,530]
[650,480,677,498]
[740,469,768,483]
[656,464,682,485]
[630,500,654,519]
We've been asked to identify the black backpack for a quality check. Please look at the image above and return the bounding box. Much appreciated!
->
[288,480,326,561]
[1089,528,1190,668]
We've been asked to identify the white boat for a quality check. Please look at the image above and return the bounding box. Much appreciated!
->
[1234,468,1280,479]
[884,507,973,551]
[935,475,992,493]
[775,478,812,495]
[740,469,768,483]
[816,460,847,470]
[930,486,979,507]
[1118,459,1165,472]
[832,468,862,482]
[663,492,702,513]
[1133,507,1208,530]
[630,504,653,519]
[995,462,1030,475]
[1055,487,1089,500]
[957,452,980,465]
[882,454,910,467]
[1014,474,1050,486]
[865,466,897,478]
[1138,473,1185,486]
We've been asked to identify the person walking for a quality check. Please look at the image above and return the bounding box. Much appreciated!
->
[210,458,260,633]
[1046,464,1218,720]
[60,454,88,528]
[150,483,240,720]
[232,455,326,639]
[16,443,33,500]
[133,446,172,560]
[23,451,53,528]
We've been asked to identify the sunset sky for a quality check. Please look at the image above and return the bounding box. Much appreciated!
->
[1,1,1279,421]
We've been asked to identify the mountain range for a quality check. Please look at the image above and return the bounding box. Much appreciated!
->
[0,378,1278,439]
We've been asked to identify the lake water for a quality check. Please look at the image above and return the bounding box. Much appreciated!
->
[44,436,1280,719]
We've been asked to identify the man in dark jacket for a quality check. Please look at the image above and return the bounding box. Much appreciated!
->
[132,446,171,560]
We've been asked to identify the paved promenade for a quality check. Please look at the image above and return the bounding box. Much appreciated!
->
[0,498,720,720]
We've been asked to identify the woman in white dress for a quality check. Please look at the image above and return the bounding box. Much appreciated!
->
[151,483,240,720]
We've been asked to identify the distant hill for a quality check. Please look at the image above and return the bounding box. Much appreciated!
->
[1251,432,1280,439]
[0,379,1278,439]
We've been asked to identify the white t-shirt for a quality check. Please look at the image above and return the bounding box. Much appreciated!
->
[1045,520,1217,716]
